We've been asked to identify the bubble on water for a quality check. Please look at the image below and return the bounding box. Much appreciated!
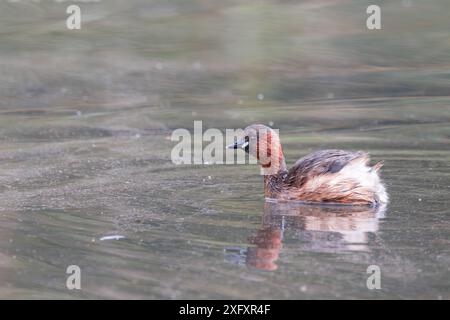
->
[257,93,264,101]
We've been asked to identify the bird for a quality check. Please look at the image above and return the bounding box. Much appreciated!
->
[227,124,388,206]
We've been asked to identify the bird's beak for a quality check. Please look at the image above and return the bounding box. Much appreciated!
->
[227,139,249,150]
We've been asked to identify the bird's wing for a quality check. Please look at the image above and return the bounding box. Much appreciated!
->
[285,149,369,187]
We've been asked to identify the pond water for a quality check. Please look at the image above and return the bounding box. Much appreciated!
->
[0,0,449,299]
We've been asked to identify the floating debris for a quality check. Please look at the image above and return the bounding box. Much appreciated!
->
[100,235,125,241]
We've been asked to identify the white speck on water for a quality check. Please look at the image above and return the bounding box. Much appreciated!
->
[155,62,163,70]
[134,133,141,139]
[300,285,308,292]
[208,176,211,180]
[418,198,422,202]
[268,121,274,126]
[76,110,82,116]
[100,235,125,241]
[257,93,264,100]
[192,61,203,71]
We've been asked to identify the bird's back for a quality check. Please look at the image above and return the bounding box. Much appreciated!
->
[277,149,387,205]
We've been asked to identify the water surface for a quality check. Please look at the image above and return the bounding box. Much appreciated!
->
[0,0,449,299]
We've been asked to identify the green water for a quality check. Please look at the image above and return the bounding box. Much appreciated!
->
[0,0,449,299]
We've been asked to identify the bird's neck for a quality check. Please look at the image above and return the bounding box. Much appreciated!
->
[262,154,287,198]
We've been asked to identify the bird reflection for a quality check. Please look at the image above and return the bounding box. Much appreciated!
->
[225,202,386,271]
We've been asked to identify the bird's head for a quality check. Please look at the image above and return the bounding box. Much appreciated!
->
[227,124,286,174]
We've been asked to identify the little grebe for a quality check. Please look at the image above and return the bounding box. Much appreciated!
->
[228,124,388,206]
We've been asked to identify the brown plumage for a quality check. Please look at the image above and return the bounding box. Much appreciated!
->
[228,124,388,206]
